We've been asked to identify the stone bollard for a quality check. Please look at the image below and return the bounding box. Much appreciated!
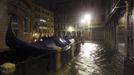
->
[55,47,62,71]
[0,62,15,75]
[71,44,75,58]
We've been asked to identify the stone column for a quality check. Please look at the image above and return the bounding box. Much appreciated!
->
[0,0,8,51]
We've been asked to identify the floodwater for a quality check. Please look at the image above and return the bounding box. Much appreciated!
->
[55,41,127,75]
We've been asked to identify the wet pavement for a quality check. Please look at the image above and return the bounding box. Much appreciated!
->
[55,41,127,75]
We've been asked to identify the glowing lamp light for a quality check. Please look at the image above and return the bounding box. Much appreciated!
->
[84,14,91,21]
[33,39,37,42]
[68,26,74,32]
[81,13,92,25]
[32,33,39,38]
[81,19,86,24]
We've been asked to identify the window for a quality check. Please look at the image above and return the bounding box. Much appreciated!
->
[24,17,30,32]
[9,13,19,35]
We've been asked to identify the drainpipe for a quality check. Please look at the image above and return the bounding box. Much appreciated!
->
[125,0,129,60]
[126,0,133,60]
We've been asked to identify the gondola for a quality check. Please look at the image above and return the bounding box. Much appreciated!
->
[40,36,71,51]
[5,21,71,55]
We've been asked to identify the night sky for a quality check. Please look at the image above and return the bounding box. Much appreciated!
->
[33,0,73,10]
[33,0,104,18]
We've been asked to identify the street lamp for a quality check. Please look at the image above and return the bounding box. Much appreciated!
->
[81,13,92,26]
[32,32,40,42]
[67,26,74,32]
[66,26,75,38]
[80,13,92,40]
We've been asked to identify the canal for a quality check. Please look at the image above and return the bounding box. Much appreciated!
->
[55,41,125,75]
[1,41,134,75]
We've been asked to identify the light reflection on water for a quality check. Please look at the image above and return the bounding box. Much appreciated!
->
[55,42,124,75]
[76,43,101,75]
[80,43,98,58]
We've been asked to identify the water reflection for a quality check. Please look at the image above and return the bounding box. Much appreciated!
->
[75,43,101,75]
[55,42,124,75]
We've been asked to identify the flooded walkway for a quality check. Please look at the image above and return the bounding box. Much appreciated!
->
[55,41,124,75]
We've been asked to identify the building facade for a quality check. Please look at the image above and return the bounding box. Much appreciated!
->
[0,0,8,50]
[8,0,33,42]
[0,0,54,50]
[104,0,134,60]
[32,4,54,41]
[54,0,105,41]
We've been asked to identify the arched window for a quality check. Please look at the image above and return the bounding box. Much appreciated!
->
[8,13,19,35]
[24,17,30,32]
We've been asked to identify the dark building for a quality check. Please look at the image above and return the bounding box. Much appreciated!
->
[54,0,105,41]
[104,0,134,59]
[32,4,54,42]
[0,0,8,50]
[8,0,33,42]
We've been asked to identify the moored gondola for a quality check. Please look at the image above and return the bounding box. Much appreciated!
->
[5,21,71,55]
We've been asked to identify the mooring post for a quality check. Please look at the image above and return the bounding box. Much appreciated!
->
[56,47,62,71]
[71,43,75,58]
